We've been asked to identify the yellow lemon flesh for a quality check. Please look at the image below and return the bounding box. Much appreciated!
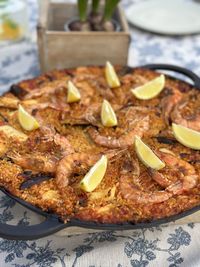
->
[131,74,165,100]
[0,125,27,141]
[105,61,120,88]
[101,99,118,127]
[67,81,81,103]
[80,155,108,192]
[172,123,200,150]
[18,105,40,131]
[135,136,165,170]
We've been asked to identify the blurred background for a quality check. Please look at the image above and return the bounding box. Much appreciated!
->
[0,0,200,90]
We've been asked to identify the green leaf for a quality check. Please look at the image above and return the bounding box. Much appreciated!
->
[103,0,120,21]
[78,0,88,22]
[92,0,100,13]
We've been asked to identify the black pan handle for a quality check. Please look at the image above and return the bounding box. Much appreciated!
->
[141,63,200,89]
[0,216,68,240]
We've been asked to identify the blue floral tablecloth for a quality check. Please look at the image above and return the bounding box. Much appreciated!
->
[0,0,200,266]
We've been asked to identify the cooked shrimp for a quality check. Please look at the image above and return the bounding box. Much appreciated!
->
[56,153,100,190]
[67,102,122,126]
[119,176,172,204]
[105,148,127,163]
[0,96,67,113]
[56,148,124,191]
[73,80,95,106]
[22,82,82,115]
[61,102,101,126]
[25,78,94,106]
[0,96,19,109]
[122,73,148,86]
[8,127,74,172]
[119,157,172,204]
[151,152,198,195]
[161,88,183,124]
[22,100,69,113]
[88,115,149,148]
[88,78,115,100]
[171,99,200,131]
[10,153,57,173]
[23,83,66,100]
[23,91,71,115]
[53,134,74,156]
[25,126,74,154]
[119,151,198,204]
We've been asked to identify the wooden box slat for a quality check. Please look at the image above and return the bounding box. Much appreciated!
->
[45,32,129,70]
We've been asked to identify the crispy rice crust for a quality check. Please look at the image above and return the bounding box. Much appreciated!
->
[0,66,200,224]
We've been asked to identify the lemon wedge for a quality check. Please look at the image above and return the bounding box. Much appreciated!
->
[101,99,118,127]
[105,61,120,88]
[135,136,165,170]
[0,125,27,141]
[131,74,165,100]
[172,123,200,150]
[18,104,40,131]
[67,81,81,103]
[80,155,108,192]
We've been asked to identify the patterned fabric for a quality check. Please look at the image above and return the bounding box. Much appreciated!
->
[0,0,200,266]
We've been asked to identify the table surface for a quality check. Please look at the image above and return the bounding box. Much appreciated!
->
[0,0,200,266]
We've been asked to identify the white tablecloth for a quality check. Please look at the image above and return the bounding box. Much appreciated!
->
[0,1,200,266]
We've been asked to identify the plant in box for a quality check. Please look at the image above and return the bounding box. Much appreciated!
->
[65,0,120,32]
[37,0,130,71]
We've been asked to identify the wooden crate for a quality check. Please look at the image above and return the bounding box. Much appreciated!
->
[37,0,131,72]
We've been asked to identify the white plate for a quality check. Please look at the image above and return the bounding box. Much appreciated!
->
[126,0,200,35]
